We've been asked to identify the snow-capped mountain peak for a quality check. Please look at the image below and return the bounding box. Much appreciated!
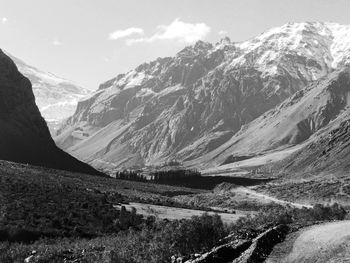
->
[56,21,350,171]
[232,22,350,70]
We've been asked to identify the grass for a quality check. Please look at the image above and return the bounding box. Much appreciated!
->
[0,161,147,242]
[0,160,229,243]
[0,159,205,203]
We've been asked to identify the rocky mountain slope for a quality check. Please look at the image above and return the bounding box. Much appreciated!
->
[196,67,350,170]
[0,49,101,175]
[56,22,350,172]
[271,69,350,176]
[6,52,90,133]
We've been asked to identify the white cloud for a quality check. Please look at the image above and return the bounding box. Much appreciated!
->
[52,38,62,46]
[218,30,228,36]
[109,27,144,40]
[1,17,8,24]
[126,18,211,46]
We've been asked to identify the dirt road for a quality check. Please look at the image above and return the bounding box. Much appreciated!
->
[266,220,350,263]
[238,187,312,209]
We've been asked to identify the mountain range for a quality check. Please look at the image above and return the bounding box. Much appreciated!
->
[0,49,101,175]
[55,22,350,174]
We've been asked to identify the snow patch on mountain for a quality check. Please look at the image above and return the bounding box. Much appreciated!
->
[115,71,149,89]
[327,23,350,67]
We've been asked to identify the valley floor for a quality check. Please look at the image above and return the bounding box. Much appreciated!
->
[1,159,349,262]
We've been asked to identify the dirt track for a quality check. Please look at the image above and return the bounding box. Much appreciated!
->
[266,221,350,263]
[237,187,312,209]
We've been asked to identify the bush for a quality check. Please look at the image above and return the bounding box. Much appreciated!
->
[109,213,227,263]
[0,203,347,263]
[226,202,347,239]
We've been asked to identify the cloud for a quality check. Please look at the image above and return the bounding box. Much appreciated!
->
[1,17,8,24]
[126,18,211,46]
[52,38,62,46]
[218,30,228,36]
[109,27,144,40]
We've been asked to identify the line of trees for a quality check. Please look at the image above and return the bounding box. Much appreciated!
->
[114,169,273,189]
[115,169,202,186]
[115,170,147,182]
[151,169,201,184]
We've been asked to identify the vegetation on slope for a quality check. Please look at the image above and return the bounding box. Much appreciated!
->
[1,202,346,263]
[0,160,347,262]
[0,164,143,242]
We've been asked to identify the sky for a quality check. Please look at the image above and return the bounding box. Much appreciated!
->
[1,0,350,90]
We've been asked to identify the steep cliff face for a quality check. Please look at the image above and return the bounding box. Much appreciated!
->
[56,22,350,171]
[0,49,101,175]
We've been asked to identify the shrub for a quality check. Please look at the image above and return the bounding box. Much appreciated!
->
[109,213,227,262]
